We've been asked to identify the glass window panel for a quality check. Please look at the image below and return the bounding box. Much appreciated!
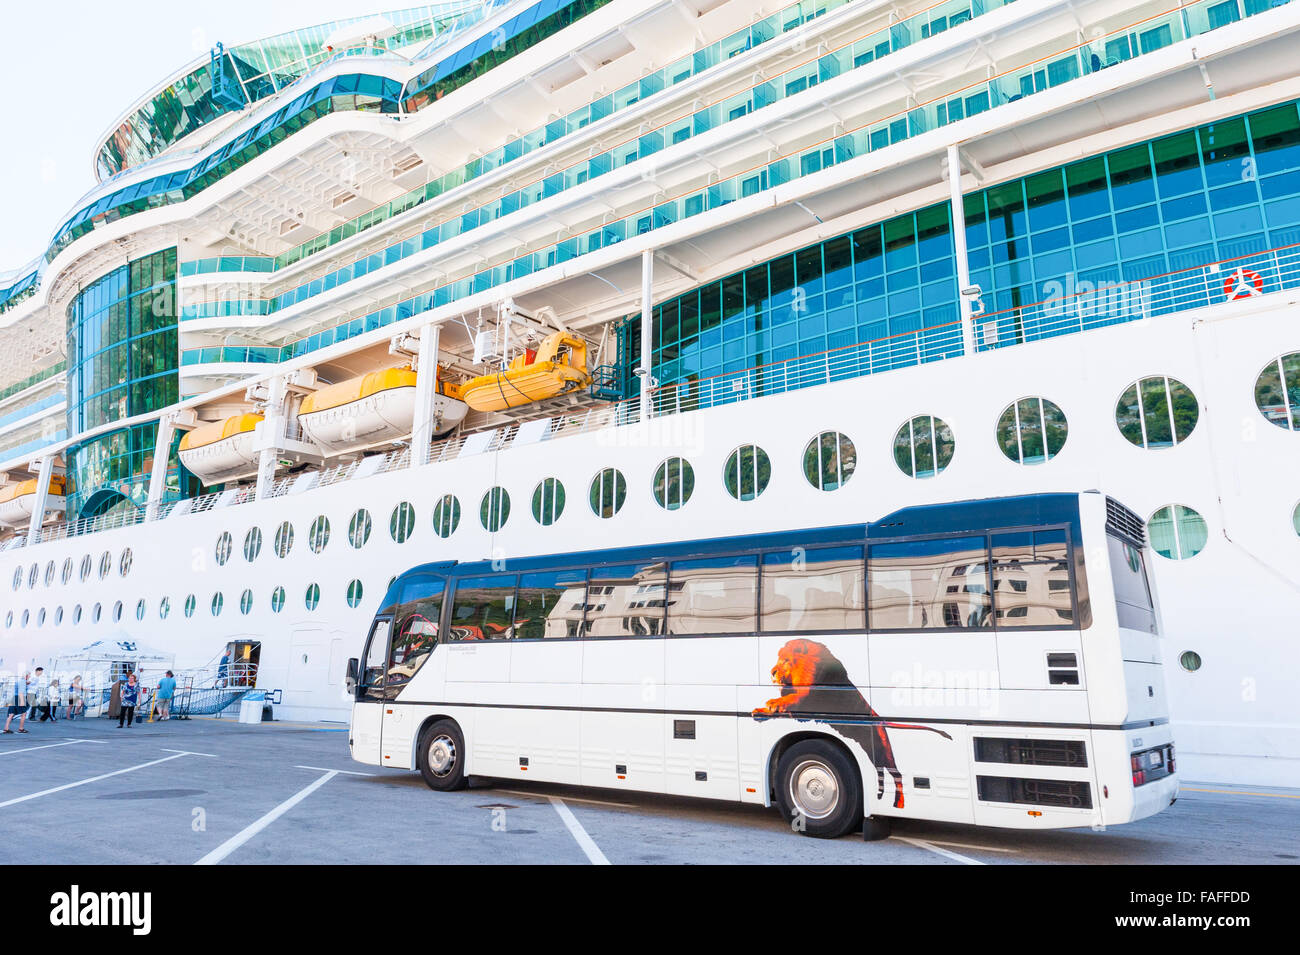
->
[762,545,864,632]
[448,575,516,641]
[868,536,992,629]
[992,529,1074,627]
[585,562,667,636]
[514,570,587,639]
[668,555,758,634]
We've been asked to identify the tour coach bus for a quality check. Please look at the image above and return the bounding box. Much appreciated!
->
[347,491,1177,838]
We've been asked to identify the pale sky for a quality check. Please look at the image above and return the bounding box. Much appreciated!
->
[0,0,403,276]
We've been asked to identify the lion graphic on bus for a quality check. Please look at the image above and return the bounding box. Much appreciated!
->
[753,638,952,809]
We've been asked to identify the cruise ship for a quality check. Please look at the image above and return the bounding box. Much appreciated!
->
[1,0,1297,786]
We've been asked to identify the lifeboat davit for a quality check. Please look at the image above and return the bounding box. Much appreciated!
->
[461,332,592,412]
[178,414,264,485]
[297,367,468,456]
[0,476,65,526]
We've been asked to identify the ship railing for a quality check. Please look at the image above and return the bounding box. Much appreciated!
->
[973,242,1300,351]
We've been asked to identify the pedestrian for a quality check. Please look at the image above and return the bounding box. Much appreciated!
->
[45,679,59,722]
[3,670,29,733]
[66,676,83,720]
[28,666,47,721]
[118,672,140,728]
[218,648,231,688]
[155,671,176,721]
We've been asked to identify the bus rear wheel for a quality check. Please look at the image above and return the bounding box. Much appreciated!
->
[417,719,468,792]
[776,739,863,839]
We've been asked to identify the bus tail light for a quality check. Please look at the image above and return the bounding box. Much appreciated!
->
[1131,755,1146,787]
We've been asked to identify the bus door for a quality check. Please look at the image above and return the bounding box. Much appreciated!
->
[352,617,391,763]
[381,586,447,769]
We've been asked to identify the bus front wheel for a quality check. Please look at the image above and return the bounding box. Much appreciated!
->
[776,739,863,839]
[417,719,468,792]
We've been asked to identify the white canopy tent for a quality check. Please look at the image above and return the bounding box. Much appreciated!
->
[51,635,175,716]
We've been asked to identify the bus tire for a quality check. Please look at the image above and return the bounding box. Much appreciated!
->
[417,719,468,792]
[776,739,863,839]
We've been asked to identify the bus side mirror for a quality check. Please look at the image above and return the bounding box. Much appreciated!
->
[345,658,359,694]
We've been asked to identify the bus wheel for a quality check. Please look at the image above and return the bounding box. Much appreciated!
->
[776,739,863,839]
[417,720,468,792]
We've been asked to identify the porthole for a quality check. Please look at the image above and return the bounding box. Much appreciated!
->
[214,532,232,566]
[1149,504,1208,560]
[390,502,416,542]
[1254,352,1300,431]
[532,478,566,525]
[1293,501,1300,537]
[211,592,224,616]
[589,468,627,518]
[119,548,133,577]
[92,603,102,624]
[996,397,1068,465]
[1116,376,1198,449]
[11,566,20,591]
[4,610,11,629]
[61,558,72,585]
[803,432,857,491]
[54,606,63,626]
[135,599,146,621]
[72,605,82,625]
[240,589,254,615]
[653,457,695,510]
[44,561,55,587]
[159,597,170,620]
[308,515,330,554]
[1180,650,1202,672]
[112,601,122,623]
[480,488,510,532]
[271,586,285,613]
[346,579,364,608]
[243,527,263,562]
[184,594,196,618]
[21,610,29,628]
[80,555,92,582]
[305,583,320,611]
[431,495,460,538]
[723,444,771,501]
[893,415,955,479]
[28,563,37,588]
[348,508,372,548]
[273,521,294,558]
[98,551,111,579]
[36,608,45,627]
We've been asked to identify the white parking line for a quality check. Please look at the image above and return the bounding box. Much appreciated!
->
[195,771,337,866]
[928,839,1016,854]
[0,739,96,757]
[496,788,632,809]
[0,751,192,808]
[549,796,611,865]
[293,765,375,776]
[162,749,218,757]
[892,835,987,865]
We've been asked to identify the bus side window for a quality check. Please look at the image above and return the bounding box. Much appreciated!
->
[514,570,587,639]
[668,555,758,635]
[586,562,666,637]
[449,575,517,640]
[991,529,1073,627]
[761,545,864,632]
[386,588,445,696]
[360,618,391,700]
[868,536,992,630]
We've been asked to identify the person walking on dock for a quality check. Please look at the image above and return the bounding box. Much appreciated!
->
[118,672,140,728]
[44,679,59,722]
[27,667,47,721]
[4,671,29,734]
[65,676,83,720]
[155,671,176,721]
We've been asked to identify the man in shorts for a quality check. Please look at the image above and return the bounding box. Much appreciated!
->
[4,670,30,733]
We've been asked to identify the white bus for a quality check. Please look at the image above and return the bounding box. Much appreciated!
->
[347,491,1177,839]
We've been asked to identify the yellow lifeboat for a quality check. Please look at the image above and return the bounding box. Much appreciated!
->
[297,367,468,456]
[0,475,66,526]
[461,332,591,412]
[178,413,264,485]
